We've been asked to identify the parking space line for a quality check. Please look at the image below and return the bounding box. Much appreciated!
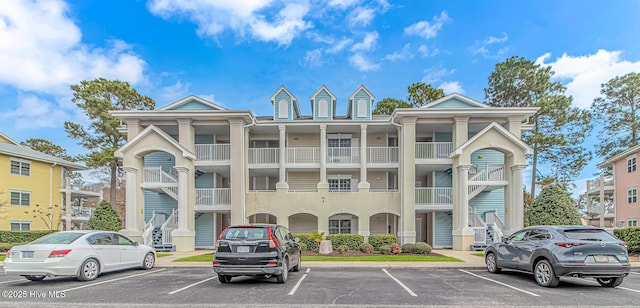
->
[458,269,539,297]
[629,272,640,275]
[169,276,217,295]
[382,269,417,297]
[288,268,311,296]
[61,269,166,292]
[0,279,27,284]
[617,286,640,293]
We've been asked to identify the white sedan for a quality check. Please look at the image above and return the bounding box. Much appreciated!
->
[4,230,156,281]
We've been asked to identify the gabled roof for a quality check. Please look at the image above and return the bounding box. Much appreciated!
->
[0,140,86,170]
[310,85,337,116]
[114,125,196,160]
[159,95,227,111]
[270,85,301,118]
[450,122,532,158]
[0,132,19,145]
[598,144,640,168]
[347,84,375,117]
[421,93,489,109]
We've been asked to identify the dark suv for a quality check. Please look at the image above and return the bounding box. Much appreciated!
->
[213,224,301,283]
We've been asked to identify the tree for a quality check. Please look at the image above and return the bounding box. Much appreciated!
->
[21,138,77,162]
[407,82,445,107]
[591,72,640,159]
[527,184,582,226]
[485,56,592,199]
[373,98,411,115]
[65,78,155,206]
[88,200,122,231]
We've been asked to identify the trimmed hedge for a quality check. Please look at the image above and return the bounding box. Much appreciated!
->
[0,231,54,243]
[293,234,319,251]
[368,234,397,250]
[614,227,640,253]
[325,234,364,250]
[0,242,28,252]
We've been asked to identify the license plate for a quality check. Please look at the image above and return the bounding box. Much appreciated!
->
[594,255,609,263]
[22,251,34,258]
[237,246,250,253]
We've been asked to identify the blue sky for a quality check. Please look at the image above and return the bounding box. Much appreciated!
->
[1,0,640,195]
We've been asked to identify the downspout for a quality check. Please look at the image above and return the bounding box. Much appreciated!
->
[241,116,257,224]
[49,163,58,231]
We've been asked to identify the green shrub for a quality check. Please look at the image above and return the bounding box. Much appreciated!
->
[379,244,391,254]
[88,200,122,231]
[0,242,28,252]
[326,234,364,250]
[368,234,397,250]
[0,231,54,243]
[336,245,349,254]
[293,234,319,251]
[414,242,432,254]
[614,227,640,253]
[401,243,416,253]
[359,243,373,253]
[298,242,308,251]
[390,243,402,255]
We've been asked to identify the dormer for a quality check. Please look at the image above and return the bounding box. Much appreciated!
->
[311,85,336,120]
[270,86,301,121]
[347,85,374,120]
[420,93,489,109]
[159,95,227,111]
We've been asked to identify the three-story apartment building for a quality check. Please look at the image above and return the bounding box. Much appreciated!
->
[112,86,537,251]
[598,145,640,228]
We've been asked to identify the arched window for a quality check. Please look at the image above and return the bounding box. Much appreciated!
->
[278,99,288,119]
[357,99,367,118]
[318,99,328,118]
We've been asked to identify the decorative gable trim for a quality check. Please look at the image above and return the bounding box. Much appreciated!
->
[421,93,489,109]
[159,95,227,111]
[115,125,196,160]
[450,122,532,158]
[311,85,337,120]
[347,84,375,119]
[270,85,301,119]
[0,132,19,145]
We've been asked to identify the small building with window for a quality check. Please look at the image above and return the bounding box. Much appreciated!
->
[597,145,640,229]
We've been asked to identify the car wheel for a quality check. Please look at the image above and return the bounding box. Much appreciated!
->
[596,277,623,287]
[485,252,501,274]
[24,275,46,281]
[77,258,100,281]
[534,259,559,287]
[218,275,231,283]
[276,259,288,283]
[292,253,301,272]
[141,252,155,270]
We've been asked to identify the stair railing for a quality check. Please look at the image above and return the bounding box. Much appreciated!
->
[469,207,487,244]
[485,210,504,242]
[161,209,178,245]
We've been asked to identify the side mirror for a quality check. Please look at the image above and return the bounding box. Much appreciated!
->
[133,241,139,246]
[502,238,509,244]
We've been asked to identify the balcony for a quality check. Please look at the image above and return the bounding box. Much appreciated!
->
[249,146,399,166]
[327,147,360,164]
[367,147,398,164]
[415,187,453,210]
[249,148,279,165]
[60,181,103,199]
[286,147,320,164]
[195,188,231,211]
[62,206,95,222]
[415,142,453,159]
[586,176,614,195]
[195,144,230,162]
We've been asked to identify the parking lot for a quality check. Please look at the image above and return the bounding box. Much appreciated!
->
[2,266,640,307]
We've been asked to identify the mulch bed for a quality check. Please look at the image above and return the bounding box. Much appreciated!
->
[302,250,443,257]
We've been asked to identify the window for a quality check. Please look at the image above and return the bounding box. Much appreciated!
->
[10,159,30,176]
[318,99,328,118]
[10,221,30,231]
[628,219,638,227]
[87,233,114,245]
[357,99,367,118]
[329,219,351,234]
[629,156,637,173]
[10,191,30,206]
[329,178,351,192]
[628,188,637,203]
[278,99,288,119]
[526,230,552,241]
[114,234,134,245]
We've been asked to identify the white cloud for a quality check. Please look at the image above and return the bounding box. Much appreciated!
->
[349,53,380,71]
[471,32,509,59]
[0,0,147,94]
[328,0,361,9]
[148,0,312,46]
[417,45,439,57]
[161,81,191,102]
[351,31,378,52]
[404,11,450,39]
[384,44,414,61]
[440,81,464,94]
[421,67,455,84]
[536,50,640,108]
[348,7,375,27]
[1,95,69,129]
[327,38,353,54]
[303,48,324,67]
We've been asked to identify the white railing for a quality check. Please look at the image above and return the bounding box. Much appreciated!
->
[469,164,505,182]
[195,144,230,161]
[587,201,615,215]
[161,209,178,245]
[327,147,360,164]
[485,211,504,243]
[249,148,279,164]
[472,227,487,244]
[415,142,453,159]
[162,186,178,200]
[142,221,153,246]
[587,176,614,192]
[367,147,399,163]
[415,187,452,204]
[369,188,399,192]
[70,182,102,193]
[287,147,320,164]
[143,167,178,184]
[469,207,486,228]
[195,188,231,206]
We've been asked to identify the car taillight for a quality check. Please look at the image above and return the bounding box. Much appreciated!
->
[49,249,72,258]
[216,227,229,249]
[618,242,629,249]
[267,226,278,248]
[555,242,586,248]
[5,249,11,258]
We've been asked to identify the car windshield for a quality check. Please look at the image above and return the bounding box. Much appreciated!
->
[222,227,268,240]
[31,232,84,245]
[563,229,618,241]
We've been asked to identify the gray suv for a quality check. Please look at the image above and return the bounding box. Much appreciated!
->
[485,226,631,287]
[213,224,301,283]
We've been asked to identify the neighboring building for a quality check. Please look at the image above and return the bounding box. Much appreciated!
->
[111,87,537,252]
[598,145,640,228]
[583,175,615,228]
[0,132,102,231]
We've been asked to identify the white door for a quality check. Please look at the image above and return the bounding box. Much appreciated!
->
[114,234,143,267]
[88,233,120,271]
[415,218,423,242]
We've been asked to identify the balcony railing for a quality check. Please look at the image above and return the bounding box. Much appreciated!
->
[143,167,178,184]
[63,207,95,220]
[327,147,360,164]
[587,176,614,192]
[195,144,230,161]
[415,187,452,204]
[287,147,320,164]
[367,147,398,164]
[469,164,505,181]
[415,142,453,159]
[249,148,279,164]
[195,188,231,206]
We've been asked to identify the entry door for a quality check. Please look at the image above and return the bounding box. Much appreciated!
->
[415,218,423,242]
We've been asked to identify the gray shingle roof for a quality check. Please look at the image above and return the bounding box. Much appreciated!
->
[0,142,86,171]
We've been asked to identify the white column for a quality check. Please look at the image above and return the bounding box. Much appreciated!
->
[399,117,416,244]
[64,177,72,230]
[358,124,370,191]
[277,125,289,190]
[506,165,526,235]
[458,165,471,230]
[599,175,605,228]
[123,167,138,231]
[175,166,189,230]
[318,124,328,190]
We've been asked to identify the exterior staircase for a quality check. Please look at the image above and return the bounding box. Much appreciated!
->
[467,164,506,250]
[142,167,180,252]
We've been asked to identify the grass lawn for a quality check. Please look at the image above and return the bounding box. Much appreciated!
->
[0,255,4,262]
[302,255,462,262]
[472,253,484,257]
[156,253,172,258]
[173,254,214,262]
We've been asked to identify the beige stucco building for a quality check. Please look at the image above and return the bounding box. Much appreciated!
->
[111,87,537,252]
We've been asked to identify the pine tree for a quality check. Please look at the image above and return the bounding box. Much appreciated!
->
[527,184,582,226]
[88,201,122,231]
